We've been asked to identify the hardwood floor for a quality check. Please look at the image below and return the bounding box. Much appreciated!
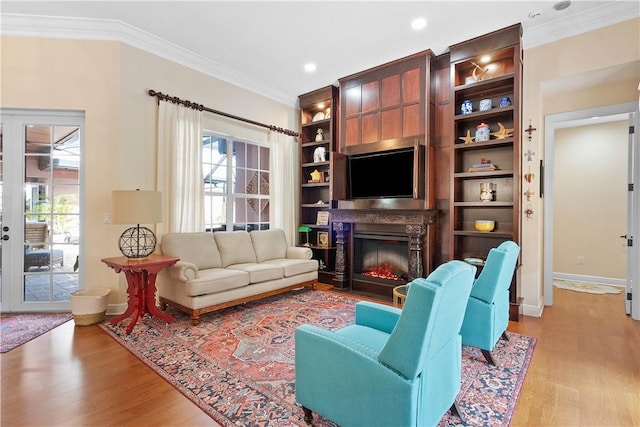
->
[1,287,638,426]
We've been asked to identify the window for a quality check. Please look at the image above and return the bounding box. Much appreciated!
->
[202,132,269,232]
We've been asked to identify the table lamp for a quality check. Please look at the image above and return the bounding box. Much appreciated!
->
[112,189,162,259]
[298,225,311,247]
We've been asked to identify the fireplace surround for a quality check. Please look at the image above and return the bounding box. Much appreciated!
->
[330,209,438,298]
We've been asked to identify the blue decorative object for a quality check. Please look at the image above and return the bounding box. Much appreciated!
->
[499,96,512,107]
[461,99,473,115]
[479,98,492,111]
[295,260,476,426]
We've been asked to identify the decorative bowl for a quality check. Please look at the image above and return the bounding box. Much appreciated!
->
[474,220,495,232]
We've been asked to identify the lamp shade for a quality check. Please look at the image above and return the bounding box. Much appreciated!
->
[112,190,162,225]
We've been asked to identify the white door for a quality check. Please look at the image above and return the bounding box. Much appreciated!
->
[626,112,638,316]
[0,109,83,312]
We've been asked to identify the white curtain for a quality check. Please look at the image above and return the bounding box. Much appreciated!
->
[269,131,298,245]
[156,101,204,235]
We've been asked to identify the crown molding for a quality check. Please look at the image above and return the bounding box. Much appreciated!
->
[523,1,640,49]
[0,13,297,106]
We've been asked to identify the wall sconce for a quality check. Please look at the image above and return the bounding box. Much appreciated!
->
[112,189,162,259]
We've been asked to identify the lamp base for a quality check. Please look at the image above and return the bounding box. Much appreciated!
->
[118,225,157,259]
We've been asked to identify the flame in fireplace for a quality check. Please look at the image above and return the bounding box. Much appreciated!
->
[363,263,404,281]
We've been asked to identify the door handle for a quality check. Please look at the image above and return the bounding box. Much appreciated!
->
[1,235,9,241]
[619,234,627,239]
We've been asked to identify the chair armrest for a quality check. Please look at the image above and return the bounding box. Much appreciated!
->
[286,246,313,260]
[164,261,199,282]
[354,301,402,334]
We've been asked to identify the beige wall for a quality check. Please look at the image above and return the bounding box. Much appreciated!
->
[521,17,640,315]
[1,37,296,305]
[553,121,628,279]
[2,17,639,311]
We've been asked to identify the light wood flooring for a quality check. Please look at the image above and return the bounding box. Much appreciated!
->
[1,287,638,426]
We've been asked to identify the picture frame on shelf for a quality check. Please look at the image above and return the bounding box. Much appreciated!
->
[316,211,329,226]
[317,231,329,248]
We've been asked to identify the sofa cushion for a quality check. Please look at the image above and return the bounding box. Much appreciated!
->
[250,229,287,262]
[214,231,257,267]
[184,268,249,296]
[227,263,283,283]
[263,258,318,277]
[161,232,222,269]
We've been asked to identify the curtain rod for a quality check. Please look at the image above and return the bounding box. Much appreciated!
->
[147,89,299,137]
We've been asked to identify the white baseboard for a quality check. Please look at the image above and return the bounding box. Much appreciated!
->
[553,273,626,288]
[107,303,127,316]
[522,302,544,318]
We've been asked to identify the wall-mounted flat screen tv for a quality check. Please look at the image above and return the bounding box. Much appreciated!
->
[348,148,415,199]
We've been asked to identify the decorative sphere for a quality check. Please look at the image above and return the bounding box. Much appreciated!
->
[118,226,157,258]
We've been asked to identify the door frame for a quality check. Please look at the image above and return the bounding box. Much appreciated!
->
[543,101,639,320]
[0,108,85,312]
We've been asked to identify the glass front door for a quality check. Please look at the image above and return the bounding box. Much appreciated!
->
[0,109,83,312]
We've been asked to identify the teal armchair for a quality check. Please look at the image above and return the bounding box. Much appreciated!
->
[294,260,476,427]
[460,240,520,365]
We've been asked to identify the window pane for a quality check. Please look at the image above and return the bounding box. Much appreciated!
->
[259,172,269,195]
[247,144,259,169]
[234,141,246,168]
[260,146,269,170]
[204,194,226,231]
[234,168,246,194]
[246,171,259,195]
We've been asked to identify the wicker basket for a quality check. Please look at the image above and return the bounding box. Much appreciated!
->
[70,288,111,326]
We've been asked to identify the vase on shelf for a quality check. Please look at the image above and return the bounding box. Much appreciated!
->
[475,123,490,142]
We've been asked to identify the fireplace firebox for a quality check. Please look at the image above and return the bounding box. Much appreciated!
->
[353,233,409,287]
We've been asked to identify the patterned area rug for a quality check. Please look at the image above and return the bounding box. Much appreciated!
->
[554,280,622,295]
[0,312,72,353]
[99,289,535,426]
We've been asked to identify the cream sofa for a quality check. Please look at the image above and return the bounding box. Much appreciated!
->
[157,229,318,325]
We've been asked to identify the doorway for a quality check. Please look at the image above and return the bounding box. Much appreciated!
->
[544,102,639,321]
[0,109,84,312]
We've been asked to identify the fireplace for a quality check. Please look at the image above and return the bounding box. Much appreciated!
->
[352,233,409,288]
[330,208,438,299]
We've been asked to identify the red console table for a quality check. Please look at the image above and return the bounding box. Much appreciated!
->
[101,254,179,334]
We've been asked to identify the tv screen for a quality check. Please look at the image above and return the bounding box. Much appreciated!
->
[349,148,415,199]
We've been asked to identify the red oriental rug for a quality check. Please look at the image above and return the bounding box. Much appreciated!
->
[99,289,535,426]
[1,312,72,353]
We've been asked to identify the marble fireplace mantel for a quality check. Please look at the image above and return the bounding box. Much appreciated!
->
[330,209,438,289]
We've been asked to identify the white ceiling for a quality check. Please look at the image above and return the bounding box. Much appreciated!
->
[1,1,638,105]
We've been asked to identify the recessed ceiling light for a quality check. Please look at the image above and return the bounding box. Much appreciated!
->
[304,63,316,73]
[411,17,427,30]
[554,1,571,11]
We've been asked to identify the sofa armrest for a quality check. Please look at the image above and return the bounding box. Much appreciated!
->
[165,261,199,282]
[354,301,402,334]
[286,246,313,260]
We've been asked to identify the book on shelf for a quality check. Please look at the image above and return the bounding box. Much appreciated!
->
[468,163,498,172]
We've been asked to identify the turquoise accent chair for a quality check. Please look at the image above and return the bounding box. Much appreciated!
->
[460,240,520,366]
[294,260,476,427]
